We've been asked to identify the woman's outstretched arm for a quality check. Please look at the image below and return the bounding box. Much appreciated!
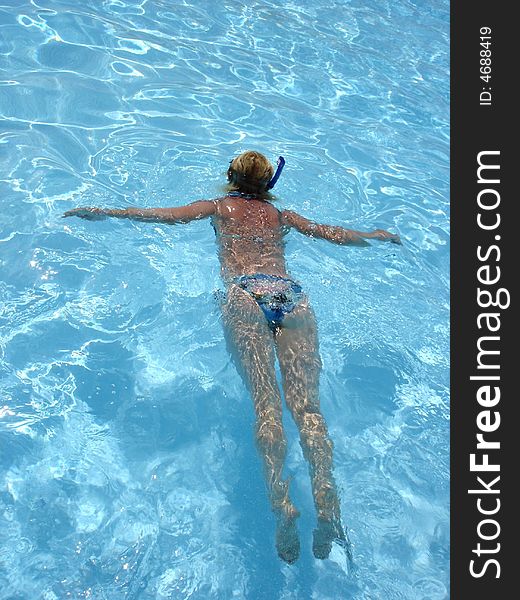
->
[281,209,401,246]
[63,200,216,224]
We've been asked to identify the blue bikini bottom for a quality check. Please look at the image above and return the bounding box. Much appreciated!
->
[233,273,304,330]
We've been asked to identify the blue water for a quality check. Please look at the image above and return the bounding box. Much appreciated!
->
[0,1,449,598]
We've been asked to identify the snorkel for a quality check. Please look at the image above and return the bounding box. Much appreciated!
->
[265,156,285,190]
[227,152,285,196]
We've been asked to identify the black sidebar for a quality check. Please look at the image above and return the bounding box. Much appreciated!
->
[451,2,514,598]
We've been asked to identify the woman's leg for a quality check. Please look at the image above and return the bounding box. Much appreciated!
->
[274,301,347,559]
[221,284,299,563]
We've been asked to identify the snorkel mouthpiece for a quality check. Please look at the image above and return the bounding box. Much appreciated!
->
[266,156,285,190]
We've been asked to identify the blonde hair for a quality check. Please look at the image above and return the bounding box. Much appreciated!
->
[227,151,274,195]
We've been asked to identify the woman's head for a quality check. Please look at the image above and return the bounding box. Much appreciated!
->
[227,151,274,195]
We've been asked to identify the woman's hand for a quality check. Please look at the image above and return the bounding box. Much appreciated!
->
[62,207,107,220]
[370,229,401,244]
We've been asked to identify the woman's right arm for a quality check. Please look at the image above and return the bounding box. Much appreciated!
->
[281,209,401,245]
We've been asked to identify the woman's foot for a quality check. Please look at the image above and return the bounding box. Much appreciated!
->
[312,517,348,560]
[275,507,300,564]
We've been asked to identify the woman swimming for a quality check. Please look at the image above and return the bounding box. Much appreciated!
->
[63,150,400,563]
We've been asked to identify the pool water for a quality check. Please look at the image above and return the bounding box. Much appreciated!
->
[0,1,449,598]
